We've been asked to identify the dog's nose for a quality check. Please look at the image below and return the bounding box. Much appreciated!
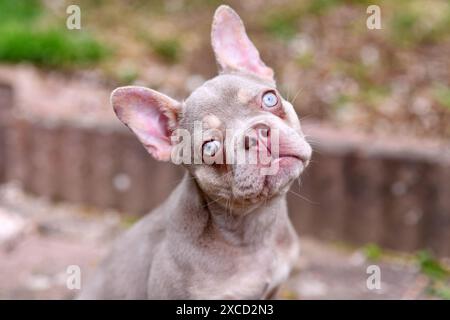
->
[244,124,271,151]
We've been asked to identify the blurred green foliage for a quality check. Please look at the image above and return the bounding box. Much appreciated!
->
[263,10,302,40]
[417,251,450,300]
[308,0,339,15]
[362,243,383,261]
[433,84,450,110]
[417,250,449,280]
[116,66,139,85]
[428,284,450,300]
[0,26,107,67]
[0,0,107,68]
[295,52,315,68]
[0,0,41,22]
[152,38,182,63]
[360,246,450,299]
[359,86,390,107]
[389,0,450,47]
[137,29,182,64]
[390,11,419,44]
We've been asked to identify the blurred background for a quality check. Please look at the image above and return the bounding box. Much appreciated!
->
[0,0,449,299]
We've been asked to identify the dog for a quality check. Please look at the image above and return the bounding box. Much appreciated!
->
[79,5,312,299]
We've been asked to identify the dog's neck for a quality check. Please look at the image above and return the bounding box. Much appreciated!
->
[206,198,285,246]
[170,173,288,247]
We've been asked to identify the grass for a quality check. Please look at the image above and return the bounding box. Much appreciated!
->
[359,244,450,300]
[263,7,305,41]
[261,0,373,40]
[307,0,339,15]
[362,243,383,261]
[359,86,390,107]
[389,11,420,47]
[121,215,140,229]
[295,52,315,68]
[428,283,450,300]
[151,38,182,63]
[0,24,107,68]
[417,251,449,280]
[433,84,450,110]
[416,250,450,300]
[0,0,107,68]
[335,61,371,87]
[137,30,182,64]
[388,0,450,47]
[116,66,139,85]
[0,0,42,23]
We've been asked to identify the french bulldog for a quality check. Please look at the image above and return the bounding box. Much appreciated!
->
[79,5,312,300]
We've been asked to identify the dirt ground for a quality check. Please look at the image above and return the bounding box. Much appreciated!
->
[0,182,436,300]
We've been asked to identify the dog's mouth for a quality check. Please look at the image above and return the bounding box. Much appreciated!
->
[260,152,308,176]
[266,155,305,186]
[205,131,312,208]
[277,153,308,167]
[229,155,306,207]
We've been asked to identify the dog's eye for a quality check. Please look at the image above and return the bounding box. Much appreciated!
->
[203,140,221,157]
[262,91,278,108]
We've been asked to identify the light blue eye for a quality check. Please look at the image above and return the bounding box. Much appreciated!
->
[262,92,278,108]
[203,140,221,157]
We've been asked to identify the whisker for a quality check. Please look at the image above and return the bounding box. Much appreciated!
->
[284,86,292,102]
[202,196,223,209]
[297,176,302,189]
[288,189,318,205]
[305,138,322,145]
[290,88,303,105]
[306,140,320,145]
[299,114,313,122]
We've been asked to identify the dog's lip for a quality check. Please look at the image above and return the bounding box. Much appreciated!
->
[278,154,306,164]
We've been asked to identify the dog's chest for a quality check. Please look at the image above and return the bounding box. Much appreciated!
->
[191,238,299,299]
[264,236,300,295]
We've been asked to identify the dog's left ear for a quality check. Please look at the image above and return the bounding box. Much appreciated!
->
[211,5,274,82]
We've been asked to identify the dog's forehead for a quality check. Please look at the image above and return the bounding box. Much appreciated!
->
[182,74,274,123]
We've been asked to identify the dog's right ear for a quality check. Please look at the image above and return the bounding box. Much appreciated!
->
[111,86,181,161]
[211,5,274,82]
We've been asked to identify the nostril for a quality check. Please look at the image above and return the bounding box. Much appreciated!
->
[259,127,270,138]
[244,135,257,150]
[244,124,270,150]
[244,136,250,150]
[255,124,270,138]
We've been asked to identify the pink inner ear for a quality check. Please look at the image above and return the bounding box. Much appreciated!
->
[212,6,274,80]
[139,107,172,161]
[137,98,170,142]
[112,87,177,161]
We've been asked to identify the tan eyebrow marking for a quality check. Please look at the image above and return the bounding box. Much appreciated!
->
[237,89,254,104]
[203,114,222,129]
